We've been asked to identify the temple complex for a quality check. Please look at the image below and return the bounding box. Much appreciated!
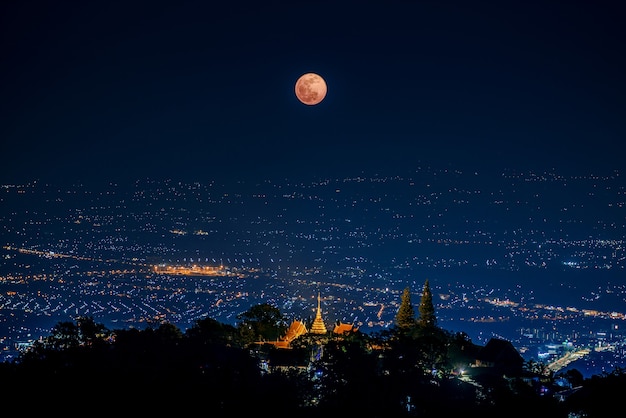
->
[262,292,358,349]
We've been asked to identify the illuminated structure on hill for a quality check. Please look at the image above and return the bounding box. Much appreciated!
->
[310,292,328,334]
[261,292,358,349]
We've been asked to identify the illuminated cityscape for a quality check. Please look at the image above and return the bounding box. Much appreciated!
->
[2,167,625,377]
[2,3,624,412]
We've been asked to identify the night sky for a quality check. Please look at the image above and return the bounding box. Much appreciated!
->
[1,0,624,185]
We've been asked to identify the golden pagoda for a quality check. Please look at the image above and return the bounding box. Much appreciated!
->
[260,292,358,350]
[309,292,328,334]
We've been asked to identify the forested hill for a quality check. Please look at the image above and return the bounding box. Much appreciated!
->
[1,312,623,417]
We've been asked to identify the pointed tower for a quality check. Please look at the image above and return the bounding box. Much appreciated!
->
[309,292,328,334]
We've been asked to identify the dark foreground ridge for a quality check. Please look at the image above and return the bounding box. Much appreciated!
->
[1,294,623,417]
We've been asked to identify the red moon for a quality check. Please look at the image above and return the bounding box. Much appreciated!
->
[295,73,327,105]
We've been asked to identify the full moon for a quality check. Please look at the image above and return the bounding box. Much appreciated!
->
[295,73,327,105]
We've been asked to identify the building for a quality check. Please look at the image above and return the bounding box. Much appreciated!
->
[309,292,328,334]
[261,292,358,350]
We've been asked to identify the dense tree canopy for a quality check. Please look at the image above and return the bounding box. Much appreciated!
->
[236,302,287,344]
[1,299,623,417]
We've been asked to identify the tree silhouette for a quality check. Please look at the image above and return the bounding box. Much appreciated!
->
[236,303,287,345]
[76,315,110,346]
[557,368,584,388]
[47,320,81,350]
[417,279,436,329]
[185,316,241,347]
[313,332,395,415]
[395,286,416,330]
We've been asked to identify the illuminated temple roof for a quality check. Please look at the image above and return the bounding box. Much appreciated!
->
[333,322,359,335]
[284,320,308,342]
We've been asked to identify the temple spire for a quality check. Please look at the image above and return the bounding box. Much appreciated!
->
[309,292,328,334]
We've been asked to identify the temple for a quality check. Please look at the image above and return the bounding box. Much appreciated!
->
[262,292,358,349]
[309,292,328,334]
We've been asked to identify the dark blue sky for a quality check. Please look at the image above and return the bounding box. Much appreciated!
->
[1,0,624,184]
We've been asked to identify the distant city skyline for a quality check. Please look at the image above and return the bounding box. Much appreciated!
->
[2,170,624,337]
